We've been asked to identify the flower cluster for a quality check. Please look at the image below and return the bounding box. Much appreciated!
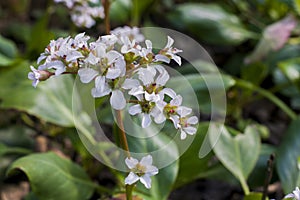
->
[53,0,104,28]
[28,26,198,140]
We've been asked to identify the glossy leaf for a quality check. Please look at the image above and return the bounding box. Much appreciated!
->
[7,152,95,200]
[276,118,300,193]
[0,63,75,127]
[244,192,266,200]
[209,125,261,192]
[167,3,254,45]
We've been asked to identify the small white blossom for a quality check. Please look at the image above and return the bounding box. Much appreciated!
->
[111,26,145,43]
[125,155,158,189]
[285,187,300,199]
[28,66,41,88]
[155,36,182,65]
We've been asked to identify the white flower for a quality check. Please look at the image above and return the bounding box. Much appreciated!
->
[28,66,41,87]
[155,36,182,65]
[125,155,158,189]
[111,26,145,43]
[285,187,300,199]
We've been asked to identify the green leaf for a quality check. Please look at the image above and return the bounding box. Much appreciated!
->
[110,0,131,24]
[0,53,16,66]
[126,121,179,200]
[0,63,75,126]
[209,125,261,194]
[167,3,254,45]
[0,35,18,58]
[294,0,300,15]
[7,152,95,200]
[174,122,216,188]
[0,143,31,157]
[244,192,266,200]
[276,118,300,193]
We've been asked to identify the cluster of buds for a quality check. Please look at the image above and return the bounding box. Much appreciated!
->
[53,0,104,28]
[28,26,198,140]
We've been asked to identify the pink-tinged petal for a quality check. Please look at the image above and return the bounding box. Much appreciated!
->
[180,130,187,140]
[110,90,126,110]
[142,113,152,128]
[125,157,139,169]
[78,68,98,83]
[140,174,152,189]
[128,104,142,115]
[155,54,170,64]
[125,172,140,185]
[187,116,198,125]
[140,155,153,166]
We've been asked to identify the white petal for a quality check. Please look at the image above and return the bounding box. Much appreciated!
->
[110,90,126,110]
[160,88,176,99]
[91,76,111,98]
[125,157,139,169]
[140,155,153,166]
[183,126,197,135]
[128,104,142,115]
[145,40,152,49]
[155,54,170,63]
[142,113,152,128]
[153,112,166,124]
[180,129,187,140]
[146,165,159,176]
[125,172,140,185]
[187,116,198,125]
[169,115,180,129]
[107,50,122,65]
[78,68,98,83]
[145,92,158,102]
[138,68,155,86]
[140,174,152,189]
[177,106,192,117]
[155,65,169,86]
[284,193,295,199]
[122,78,140,90]
[172,55,182,66]
[85,52,99,65]
[166,36,174,48]
[106,68,121,79]
[170,95,182,106]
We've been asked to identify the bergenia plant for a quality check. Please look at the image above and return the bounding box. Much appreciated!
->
[28,26,198,196]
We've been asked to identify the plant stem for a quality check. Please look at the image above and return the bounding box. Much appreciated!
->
[115,110,131,158]
[102,0,111,34]
[262,154,275,200]
[235,79,297,120]
[126,184,134,200]
[240,178,250,195]
[131,0,140,26]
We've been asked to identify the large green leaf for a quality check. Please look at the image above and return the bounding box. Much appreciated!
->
[276,118,300,193]
[209,125,261,192]
[174,122,217,188]
[0,63,75,126]
[7,152,95,200]
[167,3,254,45]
